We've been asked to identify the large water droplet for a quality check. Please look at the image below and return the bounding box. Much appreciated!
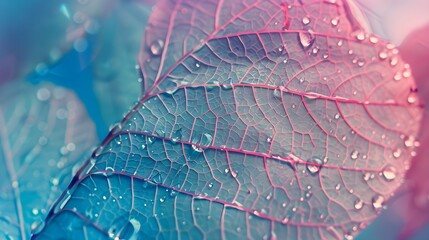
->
[150,39,164,56]
[298,30,315,50]
[306,157,323,175]
[382,165,397,181]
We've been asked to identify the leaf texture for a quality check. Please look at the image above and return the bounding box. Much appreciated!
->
[0,82,98,239]
[35,0,423,239]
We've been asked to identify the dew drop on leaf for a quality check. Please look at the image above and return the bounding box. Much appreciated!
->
[350,150,359,160]
[306,157,323,175]
[330,17,339,26]
[372,195,384,210]
[302,16,311,25]
[354,199,364,210]
[382,165,397,181]
[150,39,164,56]
[298,30,315,50]
[392,148,401,158]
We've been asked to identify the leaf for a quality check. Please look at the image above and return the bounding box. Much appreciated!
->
[0,81,98,239]
[35,0,422,239]
[92,1,153,126]
[396,23,429,239]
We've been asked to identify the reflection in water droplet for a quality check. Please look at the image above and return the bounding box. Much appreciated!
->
[307,157,323,175]
[298,30,315,50]
[372,195,384,210]
[334,113,340,119]
[150,39,164,56]
[382,165,397,181]
[354,199,364,210]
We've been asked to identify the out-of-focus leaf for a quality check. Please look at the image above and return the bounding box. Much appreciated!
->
[92,1,152,126]
[397,24,429,240]
[0,82,98,239]
[35,0,422,239]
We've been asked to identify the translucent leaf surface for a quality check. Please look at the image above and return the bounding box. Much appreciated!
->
[0,82,98,239]
[35,0,423,239]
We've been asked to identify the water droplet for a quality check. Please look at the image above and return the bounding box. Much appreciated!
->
[150,39,164,56]
[37,88,51,101]
[404,136,415,147]
[302,16,311,25]
[350,150,359,160]
[393,72,402,81]
[407,91,417,104]
[363,172,371,181]
[159,196,166,203]
[372,195,384,210]
[208,182,213,188]
[390,57,398,66]
[392,148,401,158]
[335,184,341,191]
[306,157,323,175]
[369,36,379,44]
[354,31,366,41]
[266,192,272,200]
[378,51,388,60]
[298,30,315,50]
[195,62,200,68]
[333,113,341,120]
[354,199,364,210]
[382,165,397,181]
[331,17,339,26]
[273,89,281,99]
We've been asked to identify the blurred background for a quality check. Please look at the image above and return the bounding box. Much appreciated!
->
[0,0,428,239]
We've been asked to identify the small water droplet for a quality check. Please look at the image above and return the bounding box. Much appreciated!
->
[372,195,384,210]
[354,31,366,41]
[378,51,388,60]
[369,36,379,44]
[331,17,339,26]
[354,199,364,210]
[208,183,213,188]
[335,184,341,191]
[334,113,340,121]
[302,16,311,25]
[404,136,415,147]
[224,168,230,174]
[350,150,359,160]
[150,39,164,56]
[266,192,272,200]
[273,89,281,99]
[159,196,166,203]
[382,165,397,181]
[195,62,200,68]
[392,148,401,158]
[390,57,398,66]
[298,30,315,50]
[407,91,417,104]
[306,157,323,175]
